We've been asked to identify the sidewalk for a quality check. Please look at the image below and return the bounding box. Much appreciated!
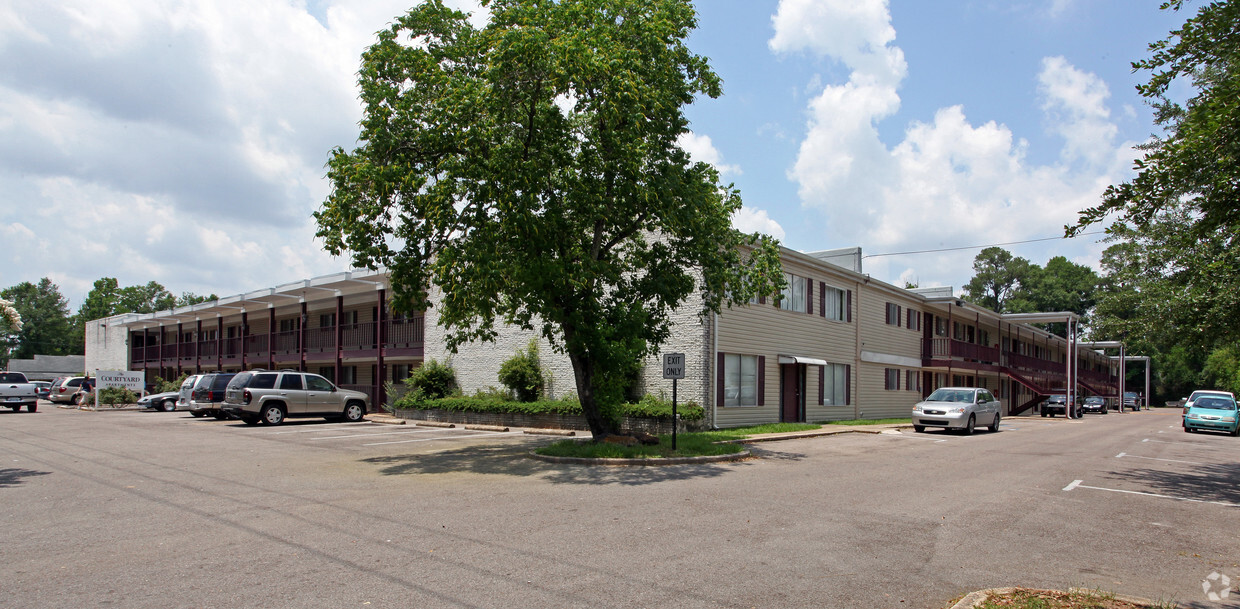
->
[734,422,914,444]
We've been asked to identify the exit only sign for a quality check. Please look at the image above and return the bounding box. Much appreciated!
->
[662,353,686,379]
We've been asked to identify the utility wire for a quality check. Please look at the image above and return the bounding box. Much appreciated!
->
[862,230,1108,259]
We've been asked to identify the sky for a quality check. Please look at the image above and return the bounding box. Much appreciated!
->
[0,0,1186,311]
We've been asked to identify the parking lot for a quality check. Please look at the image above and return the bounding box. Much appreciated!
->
[3,405,1239,609]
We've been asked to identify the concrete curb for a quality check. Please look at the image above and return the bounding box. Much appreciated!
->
[731,424,915,444]
[947,586,1174,609]
[366,414,407,425]
[528,449,753,466]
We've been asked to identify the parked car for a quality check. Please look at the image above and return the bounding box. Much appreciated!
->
[1183,394,1239,436]
[1182,389,1236,427]
[1081,396,1107,414]
[176,375,206,416]
[0,371,40,412]
[222,369,369,426]
[189,373,237,420]
[1123,391,1141,411]
[911,387,1001,434]
[1041,394,1078,418]
[32,380,51,400]
[137,391,181,412]
[48,376,85,404]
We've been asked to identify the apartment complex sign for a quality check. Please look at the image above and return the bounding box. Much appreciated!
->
[97,370,145,392]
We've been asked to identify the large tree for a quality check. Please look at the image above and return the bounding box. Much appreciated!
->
[317,0,782,438]
[1070,0,1240,342]
[961,247,1034,313]
[1,278,75,359]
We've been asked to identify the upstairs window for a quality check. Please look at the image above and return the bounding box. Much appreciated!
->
[779,273,807,313]
[885,303,902,326]
[822,286,845,321]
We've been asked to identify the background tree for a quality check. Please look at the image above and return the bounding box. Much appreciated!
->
[317,0,783,438]
[961,247,1032,313]
[0,278,75,359]
[0,296,22,367]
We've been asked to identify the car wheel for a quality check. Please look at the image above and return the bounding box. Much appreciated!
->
[343,402,365,423]
[261,405,285,426]
[27,403,37,413]
[1041,411,1048,418]
[9,405,19,412]
[162,399,176,412]
[913,425,925,433]
[72,394,82,405]
[988,413,1000,433]
[1231,426,1239,438]
[240,415,259,426]
[190,410,206,418]
[962,415,975,435]
[1185,427,1194,433]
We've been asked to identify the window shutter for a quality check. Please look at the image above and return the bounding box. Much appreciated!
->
[716,352,725,408]
[758,294,766,305]
[845,364,852,404]
[818,366,824,405]
[757,355,766,405]
[806,278,813,315]
[819,283,826,318]
[846,291,852,323]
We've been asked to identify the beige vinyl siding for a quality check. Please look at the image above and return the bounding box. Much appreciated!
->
[853,286,924,419]
[716,257,857,428]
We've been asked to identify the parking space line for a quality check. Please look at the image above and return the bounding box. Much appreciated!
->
[1063,479,1240,508]
[264,423,384,435]
[1115,452,1209,466]
[311,428,443,440]
[363,430,525,447]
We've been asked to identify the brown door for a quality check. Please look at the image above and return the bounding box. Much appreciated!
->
[781,364,804,422]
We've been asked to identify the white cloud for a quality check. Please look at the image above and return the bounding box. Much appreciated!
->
[678,132,741,176]
[769,0,1136,290]
[732,207,786,241]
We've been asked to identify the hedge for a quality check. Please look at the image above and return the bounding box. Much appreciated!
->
[394,393,704,421]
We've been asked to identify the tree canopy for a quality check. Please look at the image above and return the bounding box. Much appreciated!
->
[317,0,782,437]
[1072,0,1240,401]
[1,278,74,360]
[961,247,1099,337]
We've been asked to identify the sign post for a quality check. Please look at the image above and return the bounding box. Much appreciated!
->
[662,353,685,450]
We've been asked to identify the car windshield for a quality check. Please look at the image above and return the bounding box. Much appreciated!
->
[1194,397,1236,410]
[927,389,973,403]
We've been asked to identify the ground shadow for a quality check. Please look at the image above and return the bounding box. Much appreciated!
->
[0,468,51,488]
[1101,461,1240,505]
[360,444,779,486]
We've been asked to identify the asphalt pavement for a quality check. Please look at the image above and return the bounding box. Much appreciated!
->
[2,405,1237,608]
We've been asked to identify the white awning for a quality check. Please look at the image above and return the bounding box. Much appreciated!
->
[778,355,829,367]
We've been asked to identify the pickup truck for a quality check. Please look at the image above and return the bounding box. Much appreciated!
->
[0,371,40,412]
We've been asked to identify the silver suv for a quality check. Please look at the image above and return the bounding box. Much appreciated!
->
[222,370,369,426]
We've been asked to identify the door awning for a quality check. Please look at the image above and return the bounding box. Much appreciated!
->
[778,355,829,367]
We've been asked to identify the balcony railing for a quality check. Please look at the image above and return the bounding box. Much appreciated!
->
[131,316,425,366]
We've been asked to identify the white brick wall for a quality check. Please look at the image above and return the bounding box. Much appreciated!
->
[84,316,132,375]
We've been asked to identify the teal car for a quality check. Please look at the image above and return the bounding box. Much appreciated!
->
[1183,395,1240,436]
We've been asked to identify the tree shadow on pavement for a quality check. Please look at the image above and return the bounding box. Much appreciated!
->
[0,468,51,488]
[1100,461,1240,505]
[359,445,785,486]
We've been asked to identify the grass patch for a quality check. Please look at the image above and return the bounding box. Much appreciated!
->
[968,587,1175,609]
[821,417,911,426]
[533,423,821,459]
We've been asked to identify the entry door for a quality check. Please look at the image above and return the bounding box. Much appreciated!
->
[781,364,804,422]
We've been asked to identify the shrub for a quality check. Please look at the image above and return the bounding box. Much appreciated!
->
[392,392,703,421]
[153,374,188,394]
[497,340,545,402]
[404,359,458,401]
[98,387,138,406]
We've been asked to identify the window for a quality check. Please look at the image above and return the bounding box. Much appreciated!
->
[979,329,990,347]
[306,375,334,392]
[250,373,279,389]
[935,316,948,337]
[821,363,848,405]
[279,319,298,333]
[906,370,921,392]
[318,366,335,383]
[392,364,412,382]
[822,286,845,321]
[319,313,336,328]
[884,368,900,391]
[779,273,806,313]
[279,374,303,390]
[886,303,901,326]
[906,309,921,331]
[723,354,759,407]
[339,366,357,385]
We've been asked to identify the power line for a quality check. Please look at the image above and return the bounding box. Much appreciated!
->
[862,230,1108,259]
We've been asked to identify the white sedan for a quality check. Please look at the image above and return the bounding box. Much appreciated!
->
[912,387,1001,435]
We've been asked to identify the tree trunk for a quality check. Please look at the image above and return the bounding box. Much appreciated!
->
[567,348,619,439]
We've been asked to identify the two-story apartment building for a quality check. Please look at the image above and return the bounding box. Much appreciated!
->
[85,246,1120,428]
